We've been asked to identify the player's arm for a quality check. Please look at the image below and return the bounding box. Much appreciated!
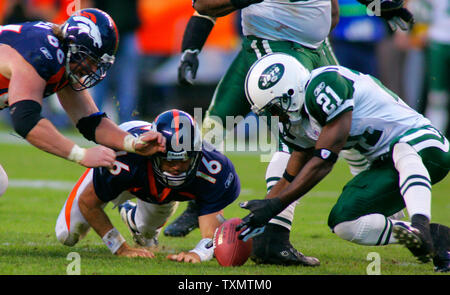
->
[266,149,313,199]
[167,210,223,263]
[331,0,340,31]
[77,180,154,258]
[57,86,166,157]
[178,11,216,86]
[193,0,263,17]
[237,112,352,240]
[356,0,414,31]
[3,45,116,168]
[276,111,351,206]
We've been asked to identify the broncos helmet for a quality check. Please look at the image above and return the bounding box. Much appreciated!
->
[151,110,202,189]
[62,8,119,91]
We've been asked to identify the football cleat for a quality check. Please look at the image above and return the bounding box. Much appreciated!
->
[250,224,320,266]
[119,201,158,247]
[393,221,435,263]
[430,223,450,273]
[163,200,199,237]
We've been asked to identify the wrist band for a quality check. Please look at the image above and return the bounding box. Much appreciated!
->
[190,238,214,261]
[123,134,137,153]
[282,170,295,183]
[102,228,126,254]
[67,144,86,163]
[313,148,338,163]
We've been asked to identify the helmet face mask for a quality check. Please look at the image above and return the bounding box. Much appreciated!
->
[151,110,202,189]
[63,8,118,91]
[245,53,310,134]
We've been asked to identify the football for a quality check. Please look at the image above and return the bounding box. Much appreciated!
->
[213,217,253,266]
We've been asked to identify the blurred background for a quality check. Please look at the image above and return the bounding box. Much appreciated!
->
[0,0,448,137]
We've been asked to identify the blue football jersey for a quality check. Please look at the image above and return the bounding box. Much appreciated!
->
[92,129,241,216]
[0,21,69,105]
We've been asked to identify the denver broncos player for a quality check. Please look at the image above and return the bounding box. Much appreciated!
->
[0,8,165,198]
[55,110,240,261]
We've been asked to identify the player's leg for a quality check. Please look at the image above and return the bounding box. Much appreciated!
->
[55,169,93,246]
[425,42,450,136]
[391,126,450,262]
[0,163,8,197]
[251,149,319,266]
[329,162,406,246]
[119,199,179,247]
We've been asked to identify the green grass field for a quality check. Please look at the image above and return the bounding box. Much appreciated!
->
[0,131,449,276]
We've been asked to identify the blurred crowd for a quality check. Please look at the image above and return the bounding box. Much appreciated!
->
[0,0,448,137]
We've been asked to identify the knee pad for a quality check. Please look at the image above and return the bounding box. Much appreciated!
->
[392,143,424,171]
[0,164,8,197]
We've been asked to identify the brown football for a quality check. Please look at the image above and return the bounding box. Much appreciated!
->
[213,217,253,266]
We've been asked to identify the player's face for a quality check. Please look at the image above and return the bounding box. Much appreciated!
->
[69,57,99,79]
[160,159,192,176]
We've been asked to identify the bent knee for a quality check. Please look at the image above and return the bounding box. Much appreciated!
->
[56,230,79,247]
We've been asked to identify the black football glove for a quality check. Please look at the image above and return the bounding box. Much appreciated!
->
[236,198,285,241]
[364,0,414,31]
[178,49,199,86]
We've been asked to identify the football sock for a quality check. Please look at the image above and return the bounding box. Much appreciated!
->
[393,143,432,220]
[334,214,403,245]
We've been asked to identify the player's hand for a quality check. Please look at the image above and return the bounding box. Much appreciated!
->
[236,198,285,241]
[378,0,414,31]
[167,252,201,264]
[133,131,166,156]
[80,145,116,168]
[115,243,155,258]
[178,49,199,86]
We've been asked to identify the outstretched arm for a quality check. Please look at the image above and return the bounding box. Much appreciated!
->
[78,181,154,257]
[237,111,353,240]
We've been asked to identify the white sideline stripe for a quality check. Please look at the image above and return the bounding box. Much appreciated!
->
[9,179,74,191]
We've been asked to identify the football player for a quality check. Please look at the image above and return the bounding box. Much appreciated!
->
[237,53,450,272]
[168,0,414,266]
[0,8,165,198]
[55,110,240,262]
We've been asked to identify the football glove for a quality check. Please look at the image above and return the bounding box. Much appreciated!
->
[178,49,199,86]
[236,198,285,241]
[361,0,414,31]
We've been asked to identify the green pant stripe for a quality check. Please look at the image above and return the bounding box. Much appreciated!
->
[376,217,389,246]
[272,216,292,226]
[266,177,281,183]
[383,219,393,245]
[267,185,274,192]
[402,182,432,196]
[399,174,431,192]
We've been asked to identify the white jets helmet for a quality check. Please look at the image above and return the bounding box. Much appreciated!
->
[245,53,310,124]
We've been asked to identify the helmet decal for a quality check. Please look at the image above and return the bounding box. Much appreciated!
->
[72,16,102,48]
[258,63,285,90]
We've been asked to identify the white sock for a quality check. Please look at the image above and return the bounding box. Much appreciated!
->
[393,143,432,220]
[334,214,407,245]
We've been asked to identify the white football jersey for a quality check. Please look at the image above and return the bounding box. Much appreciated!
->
[241,0,332,49]
[427,0,450,43]
[282,66,432,162]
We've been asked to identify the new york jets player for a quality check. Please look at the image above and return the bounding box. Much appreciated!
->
[169,0,414,266]
[237,53,450,272]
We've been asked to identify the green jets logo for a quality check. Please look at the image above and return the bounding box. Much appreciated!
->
[258,63,284,90]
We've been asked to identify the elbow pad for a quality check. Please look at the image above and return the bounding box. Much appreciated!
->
[76,112,107,142]
[9,100,44,138]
